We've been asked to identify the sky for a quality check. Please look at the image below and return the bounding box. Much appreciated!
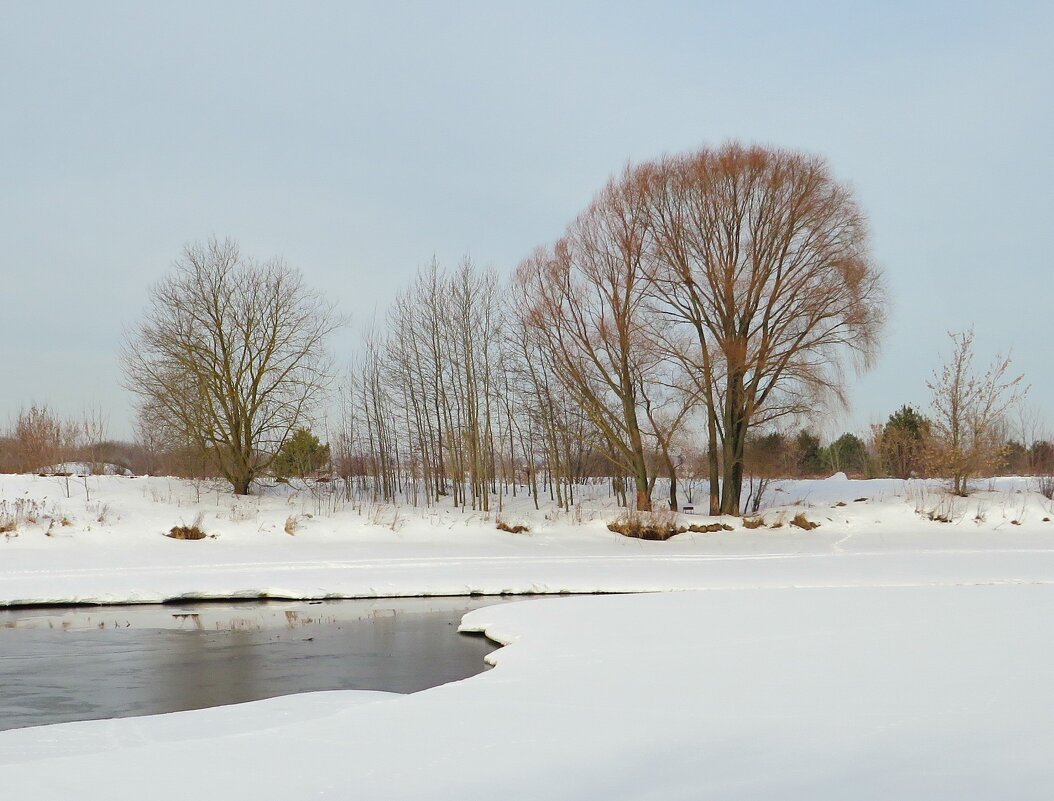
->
[1,1,1051,441]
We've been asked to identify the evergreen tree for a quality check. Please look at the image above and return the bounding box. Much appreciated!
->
[273,428,331,478]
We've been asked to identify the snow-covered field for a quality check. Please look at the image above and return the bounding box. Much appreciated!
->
[1,473,1053,605]
[2,473,1054,798]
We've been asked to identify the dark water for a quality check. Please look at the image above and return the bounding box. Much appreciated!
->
[0,597,505,731]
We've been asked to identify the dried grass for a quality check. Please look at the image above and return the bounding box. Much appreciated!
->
[167,512,208,540]
[496,517,530,534]
[790,512,820,530]
[608,510,685,541]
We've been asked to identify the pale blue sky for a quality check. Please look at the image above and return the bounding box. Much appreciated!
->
[2,2,1051,440]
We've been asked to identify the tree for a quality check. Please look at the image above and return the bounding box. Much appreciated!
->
[273,427,331,478]
[742,431,795,513]
[12,403,78,474]
[794,429,825,475]
[826,432,868,475]
[122,238,341,495]
[926,328,1026,496]
[643,143,886,514]
[877,405,931,479]
[515,173,672,512]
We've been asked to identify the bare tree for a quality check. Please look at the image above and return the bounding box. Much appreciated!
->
[926,328,1026,496]
[80,406,109,475]
[642,143,886,515]
[515,173,670,512]
[12,403,78,474]
[122,238,341,495]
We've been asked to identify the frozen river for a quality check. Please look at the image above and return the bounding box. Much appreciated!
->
[0,597,503,731]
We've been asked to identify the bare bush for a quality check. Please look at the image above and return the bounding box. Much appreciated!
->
[926,329,1026,496]
[12,404,79,473]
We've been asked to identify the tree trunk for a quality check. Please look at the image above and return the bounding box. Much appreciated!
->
[707,410,720,516]
[635,485,652,512]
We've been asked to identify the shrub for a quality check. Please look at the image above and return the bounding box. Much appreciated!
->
[272,428,331,479]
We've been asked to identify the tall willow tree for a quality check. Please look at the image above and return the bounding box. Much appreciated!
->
[641,144,886,514]
[515,175,672,512]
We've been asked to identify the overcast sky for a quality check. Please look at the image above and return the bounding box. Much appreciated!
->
[2,1,1051,441]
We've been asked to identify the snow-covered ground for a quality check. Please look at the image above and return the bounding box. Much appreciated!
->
[2,473,1054,798]
[1,473,1052,605]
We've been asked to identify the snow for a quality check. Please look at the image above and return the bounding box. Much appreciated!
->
[1,473,1052,605]
[2,473,1054,797]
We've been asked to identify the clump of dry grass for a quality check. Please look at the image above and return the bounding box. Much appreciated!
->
[167,512,208,540]
[789,512,820,530]
[167,524,207,540]
[496,517,530,534]
[0,498,45,535]
[742,517,765,529]
[608,510,685,541]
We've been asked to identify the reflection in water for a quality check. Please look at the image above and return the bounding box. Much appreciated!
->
[0,597,510,731]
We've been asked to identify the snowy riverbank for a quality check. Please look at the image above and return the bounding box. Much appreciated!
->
[2,473,1053,606]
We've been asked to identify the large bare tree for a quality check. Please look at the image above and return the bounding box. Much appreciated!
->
[122,238,340,494]
[515,173,676,511]
[642,143,886,514]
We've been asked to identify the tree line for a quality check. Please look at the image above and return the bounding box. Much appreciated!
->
[4,142,1044,509]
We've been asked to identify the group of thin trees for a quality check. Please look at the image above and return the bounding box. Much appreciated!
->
[334,259,608,512]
